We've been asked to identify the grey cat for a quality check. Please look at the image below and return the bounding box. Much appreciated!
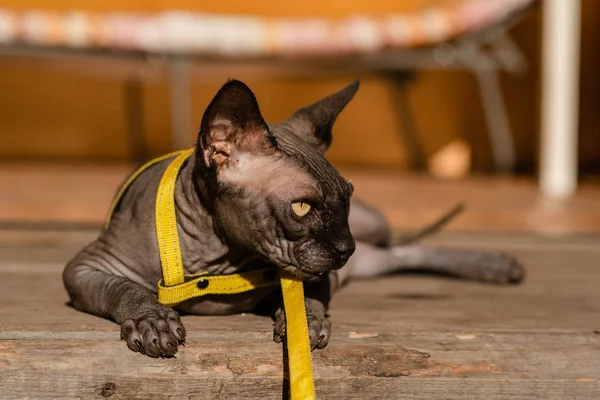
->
[63,79,524,358]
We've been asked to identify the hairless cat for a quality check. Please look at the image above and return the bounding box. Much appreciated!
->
[63,79,524,358]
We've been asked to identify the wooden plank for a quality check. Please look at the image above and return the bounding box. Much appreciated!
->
[3,164,600,234]
[1,231,600,334]
[0,332,598,399]
[2,373,597,400]
[2,254,600,333]
[1,232,600,398]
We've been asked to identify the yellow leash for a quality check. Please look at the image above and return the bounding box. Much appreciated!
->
[106,149,316,400]
[280,271,316,399]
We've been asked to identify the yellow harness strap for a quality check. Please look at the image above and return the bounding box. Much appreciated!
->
[157,269,279,306]
[106,149,316,400]
[155,149,193,287]
[104,149,190,230]
[280,271,316,399]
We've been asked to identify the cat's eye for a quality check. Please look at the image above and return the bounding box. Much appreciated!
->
[291,201,311,217]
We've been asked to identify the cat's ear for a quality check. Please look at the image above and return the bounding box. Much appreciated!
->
[284,80,360,153]
[197,79,274,171]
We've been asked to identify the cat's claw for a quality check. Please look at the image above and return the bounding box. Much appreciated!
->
[120,307,186,358]
[273,300,331,351]
[469,251,525,284]
[307,314,331,350]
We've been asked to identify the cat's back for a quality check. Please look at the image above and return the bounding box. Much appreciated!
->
[68,157,175,288]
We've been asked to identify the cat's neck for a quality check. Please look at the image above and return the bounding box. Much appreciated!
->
[174,154,259,276]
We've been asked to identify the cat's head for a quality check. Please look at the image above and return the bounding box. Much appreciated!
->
[195,79,359,280]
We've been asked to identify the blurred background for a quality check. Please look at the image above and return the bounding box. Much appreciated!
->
[3,4,600,395]
[0,0,598,235]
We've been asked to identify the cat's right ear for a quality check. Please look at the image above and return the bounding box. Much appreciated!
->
[283,80,360,153]
[196,79,274,172]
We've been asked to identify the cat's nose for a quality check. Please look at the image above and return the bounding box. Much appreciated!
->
[332,238,355,263]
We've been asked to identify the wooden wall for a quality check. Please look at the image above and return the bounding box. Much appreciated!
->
[0,1,597,174]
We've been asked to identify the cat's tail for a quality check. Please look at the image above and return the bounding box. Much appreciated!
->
[339,202,524,286]
[340,241,525,286]
[390,203,465,246]
[336,201,524,288]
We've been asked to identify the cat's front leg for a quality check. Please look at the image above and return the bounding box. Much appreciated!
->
[273,275,332,350]
[63,254,186,358]
[273,298,331,351]
[119,303,186,358]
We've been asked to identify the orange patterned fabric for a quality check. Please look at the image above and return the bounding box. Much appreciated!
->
[0,0,535,56]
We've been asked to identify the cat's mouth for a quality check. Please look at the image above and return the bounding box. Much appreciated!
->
[280,265,327,282]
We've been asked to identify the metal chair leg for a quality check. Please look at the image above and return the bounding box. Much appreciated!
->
[169,57,193,151]
[385,72,428,171]
[456,28,527,173]
[473,67,516,173]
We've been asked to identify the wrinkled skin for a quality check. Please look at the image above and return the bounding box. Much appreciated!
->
[63,79,525,358]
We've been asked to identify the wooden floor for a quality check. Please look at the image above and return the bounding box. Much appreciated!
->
[1,163,600,398]
[1,230,599,399]
[2,162,600,234]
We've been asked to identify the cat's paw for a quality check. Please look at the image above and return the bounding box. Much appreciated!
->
[273,300,331,351]
[476,251,525,285]
[120,307,186,358]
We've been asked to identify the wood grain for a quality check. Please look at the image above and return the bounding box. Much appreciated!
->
[0,231,599,398]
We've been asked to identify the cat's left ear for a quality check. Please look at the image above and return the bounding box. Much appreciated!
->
[196,79,274,171]
[284,80,360,153]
